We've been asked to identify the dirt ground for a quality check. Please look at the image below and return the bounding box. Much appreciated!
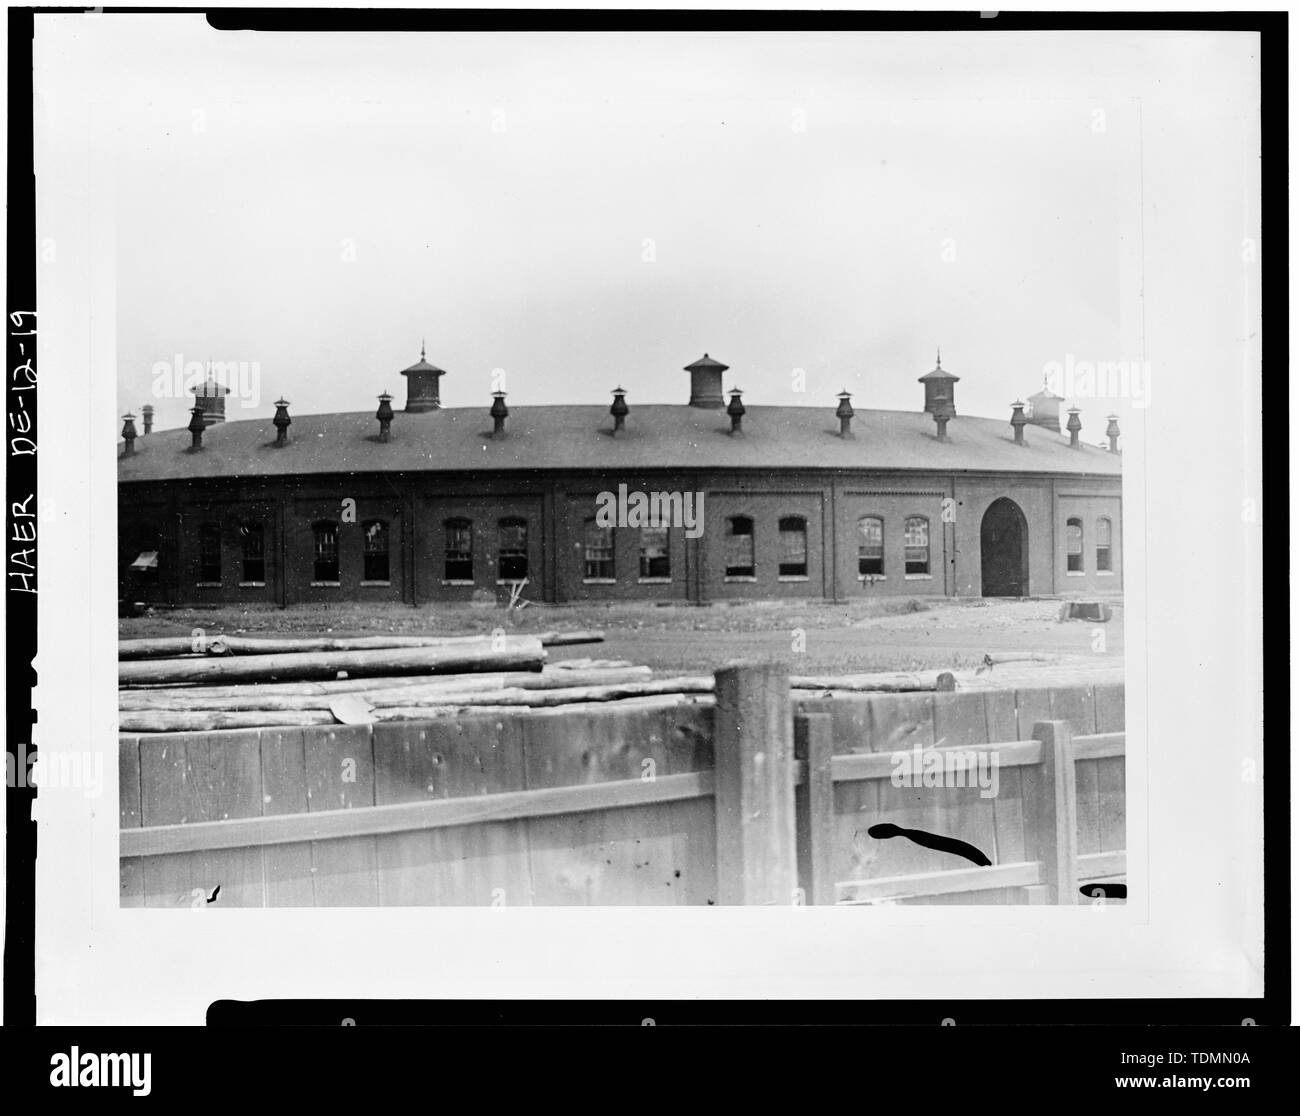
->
[119,596,1123,675]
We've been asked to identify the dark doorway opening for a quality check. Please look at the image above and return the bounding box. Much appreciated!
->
[980,498,1028,597]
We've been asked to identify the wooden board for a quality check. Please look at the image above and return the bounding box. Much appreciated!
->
[305,725,378,906]
[523,704,716,905]
[372,714,532,906]
[138,730,264,908]
[119,736,145,907]
[982,689,1026,866]
[259,727,315,907]
[1092,682,1126,853]
[1051,686,1100,856]
[927,691,1001,883]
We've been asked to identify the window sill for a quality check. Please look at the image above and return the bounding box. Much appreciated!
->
[638,577,672,585]
[857,575,886,582]
[778,575,809,582]
[310,581,341,587]
[904,573,932,580]
[238,581,266,588]
[441,579,475,587]
[1097,570,1115,576]
[583,578,617,585]
[195,581,222,588]
[724,575,757,583]
[360,580,391,587]
[1065,570,1086,577]
[496,579,530,586]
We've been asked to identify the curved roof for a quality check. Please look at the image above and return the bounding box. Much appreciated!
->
[118,403,1122,482]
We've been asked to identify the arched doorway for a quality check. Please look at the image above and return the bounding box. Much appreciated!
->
[980,498,1028,597]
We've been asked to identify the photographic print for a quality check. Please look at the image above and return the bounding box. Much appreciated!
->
[21,8,1270,1026]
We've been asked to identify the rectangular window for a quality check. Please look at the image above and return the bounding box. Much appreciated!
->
[1096,517,1112,572]
[904,517,930,576]
[639,526,670,580]
[1066,517,1084,572]
[778,516,807,577]
[444,519,473,581]
[857,516,884,576]
[363,520,390,582]
[724,516,755,578]
[498,518,529,581]
[240,521,265,583]
[583,519,615,581]
[313,522,339,582]
[198,524,222,583]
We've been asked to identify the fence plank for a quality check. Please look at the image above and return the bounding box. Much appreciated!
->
[854,692,941,881]
[713,663,796,905]
[1027,721,1078,904]
[139,730,264,907]
[794,713,834,906]
[525,704,712,905]
[118,736,145,907]
[982,689,1025,867]
[305,725,377,906]
[1053,686,1100,857]
[373,715,532,906]
[260,727,315,907]
[929,692,1000,879]
[1092,682,1127,854]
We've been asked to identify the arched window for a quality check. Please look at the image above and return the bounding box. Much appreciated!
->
[312,520,339,583]
[639,525,670,580]
[903,516,930,576]
[1066,517,1084,572]
[498,517,528,581]
[857,516,884,577]
[198,523,222,583]
[724,516,755,578]
[363,519,390,582]
[240,521,265,583]
[583,518,615,581]
[778,516,808,577]
[1095,517,1112,572]
[444,518,473,582]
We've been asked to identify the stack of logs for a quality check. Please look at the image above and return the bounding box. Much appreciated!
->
[117,630,960,733]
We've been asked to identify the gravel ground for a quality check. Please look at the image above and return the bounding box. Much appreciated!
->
[120,596,1122,675]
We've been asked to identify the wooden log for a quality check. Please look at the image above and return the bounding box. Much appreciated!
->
[376,693,700,721]
[117,638,545,687]
[790,671,955,693]
[529,630,605,647]
[118,709,336,732]
[119,668,658,713]
[117,667,653,708]
[367,677,710,709]
[119,630,603,659]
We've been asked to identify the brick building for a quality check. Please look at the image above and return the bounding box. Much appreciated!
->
[117,352,1122,608]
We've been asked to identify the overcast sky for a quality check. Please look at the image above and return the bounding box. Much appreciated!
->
[34,19,1257,436]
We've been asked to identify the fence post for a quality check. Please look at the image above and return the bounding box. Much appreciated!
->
[794,712,835,906]
[713,662,797,905]
[1028,720,1079,905]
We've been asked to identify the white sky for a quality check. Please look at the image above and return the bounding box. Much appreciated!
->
[34,18,1258,435]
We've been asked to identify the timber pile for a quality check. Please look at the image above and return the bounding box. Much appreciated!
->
[115,629,1112,731]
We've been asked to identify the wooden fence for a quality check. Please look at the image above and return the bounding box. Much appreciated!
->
[119,664,1124,907]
